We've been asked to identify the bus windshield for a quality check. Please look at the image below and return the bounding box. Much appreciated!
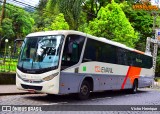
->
[18,35,64,72]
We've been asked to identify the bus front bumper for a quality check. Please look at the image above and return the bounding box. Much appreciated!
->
[16,71,60,94]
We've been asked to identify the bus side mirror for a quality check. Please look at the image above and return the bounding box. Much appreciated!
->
[14,39,24,54]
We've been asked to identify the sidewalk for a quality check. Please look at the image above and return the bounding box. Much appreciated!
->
[0,85,29,96]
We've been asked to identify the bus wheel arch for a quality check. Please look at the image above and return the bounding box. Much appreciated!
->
[83,77,93,91]
[77,77,93,100]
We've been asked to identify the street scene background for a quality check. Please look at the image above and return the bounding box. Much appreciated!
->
[1,0,160,113]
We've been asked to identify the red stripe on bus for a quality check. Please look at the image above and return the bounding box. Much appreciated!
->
[121,66,131,89]
[121,66,141,89]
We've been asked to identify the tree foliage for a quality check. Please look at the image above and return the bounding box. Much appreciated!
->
[84,1,138,47]
[0,4,34,52]
[120,2,153,50]
[46,0,83,30]
[1,4,34,39]
[1,18,14,38]
[44,13,69,30]
[11,9,34,38]
[82,0,107,22]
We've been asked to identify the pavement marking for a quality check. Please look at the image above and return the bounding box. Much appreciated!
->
[43,102,68,105]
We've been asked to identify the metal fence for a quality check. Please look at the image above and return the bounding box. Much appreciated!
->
[0,53,18,72]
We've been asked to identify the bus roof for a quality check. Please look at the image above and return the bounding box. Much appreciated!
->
[26,30,152,57]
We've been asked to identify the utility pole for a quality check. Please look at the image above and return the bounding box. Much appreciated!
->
[0,0,6,50]
[151,11,159,37]
[147,11,160,77]
[0,0,6,26]
[145,29,160,77]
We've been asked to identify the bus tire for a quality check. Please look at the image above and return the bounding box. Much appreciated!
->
[77,80,90,100]
[47,94,55,97]
[130,80,138,94]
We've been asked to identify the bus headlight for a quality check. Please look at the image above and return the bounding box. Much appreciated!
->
[43,72,59,81]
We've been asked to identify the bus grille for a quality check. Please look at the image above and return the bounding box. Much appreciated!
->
[21,84,42,91]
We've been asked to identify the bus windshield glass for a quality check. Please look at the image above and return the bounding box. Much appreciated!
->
[18,35,64,71]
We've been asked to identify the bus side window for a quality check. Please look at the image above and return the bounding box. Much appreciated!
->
[83,44,96,62]
[71,42,79,62]
[117,48,126,65]
[61,35,85,69]
[63,37,79,62]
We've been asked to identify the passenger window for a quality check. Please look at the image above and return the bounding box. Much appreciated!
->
[117,48,128,65]
[83,38,117,64]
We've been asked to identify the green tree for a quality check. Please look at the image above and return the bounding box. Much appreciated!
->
[84,1,138,47]
[0,4,34,53]
[0,18,14,50]
[3,4,34,38]
[120,2,153,51]
[1,18,14,38]
[11,9,34,38]
[33,0,57,31]
[46,0,83,30]
[44,13,69,30]
[34,0,48,31]
[81,0,127,22]
[82,0,107,22]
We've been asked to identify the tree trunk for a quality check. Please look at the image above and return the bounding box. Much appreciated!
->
[0,0,6,26]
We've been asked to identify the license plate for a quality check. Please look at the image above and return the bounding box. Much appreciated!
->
[28,89,36,93]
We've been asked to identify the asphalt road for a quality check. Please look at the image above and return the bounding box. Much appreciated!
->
[0,88,160,114]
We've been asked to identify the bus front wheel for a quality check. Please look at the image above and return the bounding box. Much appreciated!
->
[77,80,91,100]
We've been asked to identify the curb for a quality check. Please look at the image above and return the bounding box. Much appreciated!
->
[0,92,30,96]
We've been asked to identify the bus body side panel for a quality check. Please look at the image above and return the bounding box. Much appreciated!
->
[78,62,132,90]
[59,72,133,94]
[138,68,154,88]
[59,72,117,94]
[138,76,153,88]
[59,62,154,94]
[59,72,121,94]
[59,72,84,94]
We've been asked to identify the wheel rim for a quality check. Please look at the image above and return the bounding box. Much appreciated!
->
[81,85,88,95]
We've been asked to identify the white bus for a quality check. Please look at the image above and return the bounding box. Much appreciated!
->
[16,30,153,100]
